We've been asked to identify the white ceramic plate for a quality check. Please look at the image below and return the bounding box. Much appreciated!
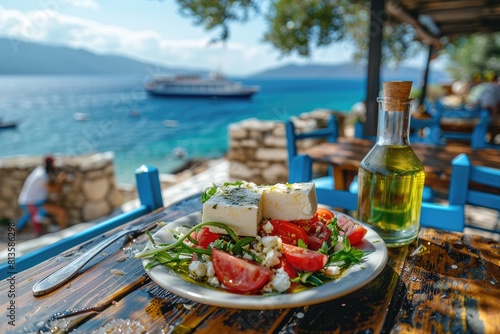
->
[142,211,388,310]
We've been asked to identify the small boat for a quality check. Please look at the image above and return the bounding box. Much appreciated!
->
[163,119,179,128]
[73,112,90,121]
[144,72,260,99]
[0,119,17,130]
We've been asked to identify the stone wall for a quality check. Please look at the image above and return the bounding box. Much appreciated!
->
[227,109,345,184]
[0,152,121,225]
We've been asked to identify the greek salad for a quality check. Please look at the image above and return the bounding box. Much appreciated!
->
[136,187,369,295]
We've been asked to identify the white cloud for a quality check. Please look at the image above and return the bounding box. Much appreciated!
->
[0,5,353,76]
[65,0,100,10]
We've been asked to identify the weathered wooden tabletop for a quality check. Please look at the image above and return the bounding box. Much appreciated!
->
[2,194,499,333]
[305,137,500,191]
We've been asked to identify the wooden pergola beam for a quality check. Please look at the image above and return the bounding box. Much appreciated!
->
[364,0,385,138]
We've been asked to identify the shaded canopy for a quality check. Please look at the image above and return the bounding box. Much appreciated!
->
[364,0,500,136]
[394,0,500,41]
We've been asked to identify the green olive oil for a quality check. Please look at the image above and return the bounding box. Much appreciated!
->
[357,145,425,246]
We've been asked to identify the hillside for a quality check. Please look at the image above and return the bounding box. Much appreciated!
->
[0,38,205,76]
[250,63,450,83]
[0,38,450,82]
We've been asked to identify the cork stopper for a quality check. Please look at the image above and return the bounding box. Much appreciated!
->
[382,81,412,111]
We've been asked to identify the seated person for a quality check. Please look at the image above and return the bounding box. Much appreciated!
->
[468,72,500,142]
[18,156,68,234]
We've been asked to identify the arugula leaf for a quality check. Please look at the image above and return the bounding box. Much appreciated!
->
[328,246,364,269]
[201,184,219,203]
[297,239,308,249]
[136,221,239,258]
[231,237,255,255]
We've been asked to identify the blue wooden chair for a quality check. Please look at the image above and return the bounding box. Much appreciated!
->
[289,155,464,231]
[0,165,164,278]
[288,154,361,212]
[434,100,493,149]
[285,115,339,190]
[409,101,444,145]
[449,153,500,234]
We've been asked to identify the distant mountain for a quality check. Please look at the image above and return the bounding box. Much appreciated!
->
[0,38,207,76]
[250,63,450,83]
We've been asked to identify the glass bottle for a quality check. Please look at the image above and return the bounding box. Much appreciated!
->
[357,81,425,247]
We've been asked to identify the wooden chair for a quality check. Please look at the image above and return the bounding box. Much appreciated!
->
[449,153,500,234]
[285,115,339,190]
[288,154,360,212]
[289,155,464,231]
[409,100,444,145]
[434,100,493,149]
[0,165,164,278]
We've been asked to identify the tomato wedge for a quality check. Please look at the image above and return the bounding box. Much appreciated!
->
[337,215,368,245]
[277,257,298,279]
[263,219,309,246]
[282,244,328,272]
[212,249,273,293]
[196,227,219,248]
[316,208,335,224]
[307,221,331,251]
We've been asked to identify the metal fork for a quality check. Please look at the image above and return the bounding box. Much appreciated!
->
[32,216,161,297]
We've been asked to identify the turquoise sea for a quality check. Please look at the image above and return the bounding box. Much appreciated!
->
[0,75,364,185]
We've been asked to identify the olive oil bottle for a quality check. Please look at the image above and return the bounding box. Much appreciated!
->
[357,81,425,247]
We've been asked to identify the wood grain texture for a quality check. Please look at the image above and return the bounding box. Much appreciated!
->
[391,229,500,333]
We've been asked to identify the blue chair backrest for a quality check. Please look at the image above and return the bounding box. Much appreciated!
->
[409,101,444,145]
[289,155,465,232]
[354,109,443,145]
[289,155,358,212]
[285,115,339,168]
[434,100,492,149]
[449,153,500,234]
[0,165,164,278]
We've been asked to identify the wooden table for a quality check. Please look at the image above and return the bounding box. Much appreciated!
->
[304,137,500,192]
[2,194,500,333]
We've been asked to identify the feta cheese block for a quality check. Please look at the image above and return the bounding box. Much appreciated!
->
[262,183,317,221]
[201,185,263,236]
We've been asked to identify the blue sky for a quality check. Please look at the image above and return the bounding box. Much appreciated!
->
[0,0,444,76]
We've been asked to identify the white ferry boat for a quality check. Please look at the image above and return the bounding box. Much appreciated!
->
[144,72,260,99]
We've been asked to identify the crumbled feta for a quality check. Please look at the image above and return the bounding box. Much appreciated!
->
[261,236,280,253]
[207,276,220,286]
[323,265,341,277]
[205,261,215,277]
[334,237,344,252]
[189,261,207,278]
[264,267,291,293]
[263,249,281,268]
[262,221,274,234]
[242,253,254,261]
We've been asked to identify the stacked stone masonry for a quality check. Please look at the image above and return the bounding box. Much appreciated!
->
[227,109,345,185]
[0,152,121,226]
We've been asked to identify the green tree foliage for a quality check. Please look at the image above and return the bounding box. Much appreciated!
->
[177,0,260,42]
[174,0,422,65]
[443,33,500,81]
